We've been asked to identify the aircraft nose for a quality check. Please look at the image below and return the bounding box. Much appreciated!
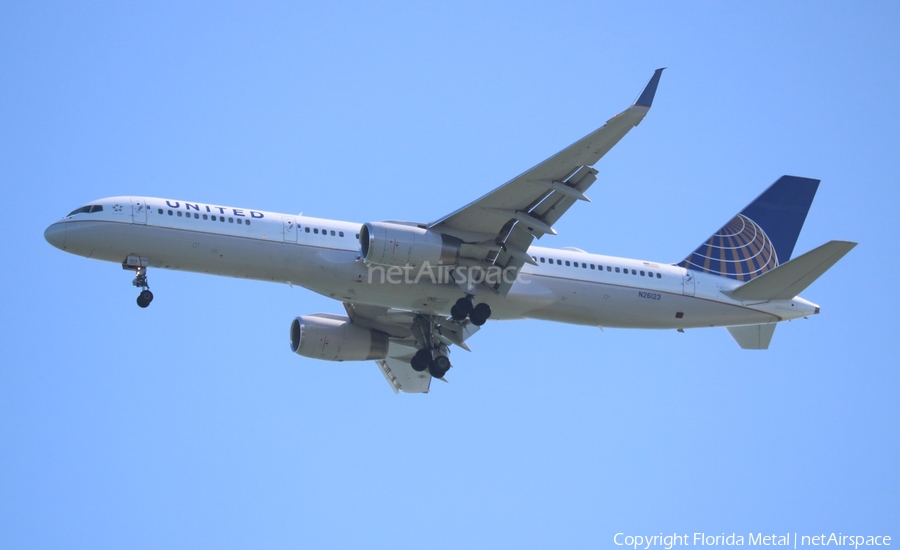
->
[44,222,66,250]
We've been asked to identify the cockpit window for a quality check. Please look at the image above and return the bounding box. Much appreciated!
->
[67,205,103,216]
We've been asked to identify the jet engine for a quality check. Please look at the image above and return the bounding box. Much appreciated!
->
[359,221,460,267]
[290,314,389,361]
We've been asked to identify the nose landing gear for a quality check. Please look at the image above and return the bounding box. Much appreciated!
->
[123,256,154,308]
[136,286,154,308]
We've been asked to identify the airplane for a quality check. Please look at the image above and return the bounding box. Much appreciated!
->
[44,69,856,393]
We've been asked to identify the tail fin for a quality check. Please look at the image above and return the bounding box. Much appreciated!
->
[678,176,820,282]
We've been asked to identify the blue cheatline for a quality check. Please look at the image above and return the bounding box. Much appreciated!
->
[678,175,820,281]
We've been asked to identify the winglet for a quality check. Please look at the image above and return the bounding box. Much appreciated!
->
[634,68,665,107]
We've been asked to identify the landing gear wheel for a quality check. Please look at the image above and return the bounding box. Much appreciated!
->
[452,297,474,320]
[429,355,451,379]
[136,291,153,308]
[450,304,465,321]
[411,349,431,372]
[469,302,491,326]
[473,302,491,319]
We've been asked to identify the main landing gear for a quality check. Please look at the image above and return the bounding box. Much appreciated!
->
[410,348,452,379]
[408,296,491,380]
[450,296,492,326]
[410,315,454,379]
[123,256,154,308]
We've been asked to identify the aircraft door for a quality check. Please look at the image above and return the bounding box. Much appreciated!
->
[131,198,147,224]
[282,216,298,242]
[682,269,696,296]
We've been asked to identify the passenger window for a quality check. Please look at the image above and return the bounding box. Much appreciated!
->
[229,217,233,223]
[168,210,173,215]
[356,233,360,239]
[220,217,225,222]
[194,213,199,219]
[632,269,637,275]
[237,218,242,224]
[339,231,344,237]
[203,214,208,220]
[656,273,661,278]
[590,264,595,270]
[615,267,620,273]
[158,208,163,214]
[557,259,562,265]
[640,271,645,276]
[177,211,183,217]
[305,227,310,233]
[314,228,319,234]
[331,230,336,236]
[246,220,250,226]
[565,261,570,266]
[540,258,545,263]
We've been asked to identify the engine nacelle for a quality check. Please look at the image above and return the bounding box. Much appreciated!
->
[290,314,389,361]
[359,221,460,267]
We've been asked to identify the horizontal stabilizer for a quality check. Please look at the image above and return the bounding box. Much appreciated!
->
[727,240,857,301]
[727,324,777,349]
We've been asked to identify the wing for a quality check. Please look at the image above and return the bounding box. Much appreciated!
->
[344,302,480,394]
[429,68,664,295]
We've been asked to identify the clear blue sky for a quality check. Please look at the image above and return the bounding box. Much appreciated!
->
[2,2,897,548]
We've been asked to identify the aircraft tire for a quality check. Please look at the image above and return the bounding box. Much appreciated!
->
[453,297,474,318]
[472,302,491,320]
[450,305,467,321]
[411,349,431,372]
[429,355,451,378]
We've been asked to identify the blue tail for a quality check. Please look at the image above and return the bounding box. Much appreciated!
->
[678,175,820,282]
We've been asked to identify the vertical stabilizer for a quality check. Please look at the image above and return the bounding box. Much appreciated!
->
[678,176,820,281]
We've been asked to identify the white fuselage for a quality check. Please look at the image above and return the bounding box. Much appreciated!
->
[44,196,820,329]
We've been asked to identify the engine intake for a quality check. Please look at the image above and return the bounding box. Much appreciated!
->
[359,222,460,267]
[290,314,389,361]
